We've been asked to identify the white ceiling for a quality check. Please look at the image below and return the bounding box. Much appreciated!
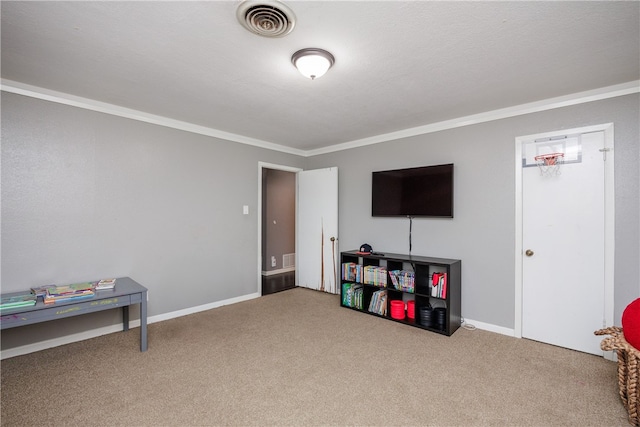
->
[2,1,639,154]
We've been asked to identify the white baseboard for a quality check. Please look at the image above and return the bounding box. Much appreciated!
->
[461,317,516,337]
[461,318,615,360]
[148,292,260,324]
[0,292,261,360]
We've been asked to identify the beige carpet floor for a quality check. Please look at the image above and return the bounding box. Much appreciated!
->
[1,287,629,426]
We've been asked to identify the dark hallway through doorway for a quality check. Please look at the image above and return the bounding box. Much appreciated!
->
[262,271,295,295]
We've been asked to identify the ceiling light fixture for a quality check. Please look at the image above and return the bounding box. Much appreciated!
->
[291,48,335,80]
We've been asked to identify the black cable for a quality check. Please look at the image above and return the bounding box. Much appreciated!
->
[408,216,413,255]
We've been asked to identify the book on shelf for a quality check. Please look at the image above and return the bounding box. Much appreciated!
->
[342,282,363,309]
[389,270,415,292]
[368,289,387,316]
[341,263,363,282]
[1,293,37,310]
[431,273,447,298]
[440,274,447,299]
[95,278,116,290]
[342,282,351,306]
[363,266,387,287]
[351,285,363,310]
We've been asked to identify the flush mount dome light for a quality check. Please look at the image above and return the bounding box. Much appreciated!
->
[291,48,335,80]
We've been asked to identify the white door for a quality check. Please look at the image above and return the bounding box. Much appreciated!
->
[297,167,339,293]
[519,125,613,355]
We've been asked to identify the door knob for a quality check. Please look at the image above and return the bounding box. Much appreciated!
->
[525,249,534,257]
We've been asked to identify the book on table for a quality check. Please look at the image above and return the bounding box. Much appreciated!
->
[30,284,57,298]
[0,293,37,310]
[44,282,95,304]
[95,278,116,290]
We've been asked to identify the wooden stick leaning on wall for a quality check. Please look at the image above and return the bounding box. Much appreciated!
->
[320,218,325,292]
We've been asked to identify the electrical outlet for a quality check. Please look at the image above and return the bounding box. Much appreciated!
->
[271,256,276,267]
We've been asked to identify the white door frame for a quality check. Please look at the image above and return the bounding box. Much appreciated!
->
[514,123,615,348]
[257,162,303,296]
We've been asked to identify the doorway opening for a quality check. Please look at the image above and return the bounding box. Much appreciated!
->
[259,163,301,295]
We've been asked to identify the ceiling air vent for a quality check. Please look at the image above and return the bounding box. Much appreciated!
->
[236,0,296,38]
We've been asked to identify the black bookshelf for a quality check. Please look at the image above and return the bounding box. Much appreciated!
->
[340,250,461,336]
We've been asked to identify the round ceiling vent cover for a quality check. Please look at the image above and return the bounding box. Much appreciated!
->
[236,0,296,38]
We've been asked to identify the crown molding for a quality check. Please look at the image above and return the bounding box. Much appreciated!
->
[0,79,306,157]
[2,79,638,158]
[306,80,640,156]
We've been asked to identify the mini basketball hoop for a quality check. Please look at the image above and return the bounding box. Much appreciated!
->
[534,152,564,176]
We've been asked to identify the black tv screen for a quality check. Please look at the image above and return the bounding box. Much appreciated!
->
[372,164,454,217]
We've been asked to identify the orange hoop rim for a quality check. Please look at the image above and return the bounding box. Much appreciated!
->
[534,152,565,161]
[534,152,565,167]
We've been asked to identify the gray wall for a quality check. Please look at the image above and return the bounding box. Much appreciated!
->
[1,91,638,351]
[1,92,305,350]
[307,94,640,330]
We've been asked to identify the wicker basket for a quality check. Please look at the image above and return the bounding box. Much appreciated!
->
[595,326,640,426]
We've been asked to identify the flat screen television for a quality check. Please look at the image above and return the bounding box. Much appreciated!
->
[372,163,454,218]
